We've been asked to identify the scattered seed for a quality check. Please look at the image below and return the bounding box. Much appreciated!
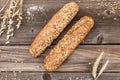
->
[97,13,100,16]
[113,17,117,20]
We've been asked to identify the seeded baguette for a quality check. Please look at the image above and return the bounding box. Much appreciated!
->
[30,2,79,57]
[44,16,94,71]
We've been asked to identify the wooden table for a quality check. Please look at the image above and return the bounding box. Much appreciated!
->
[0,0,120,80]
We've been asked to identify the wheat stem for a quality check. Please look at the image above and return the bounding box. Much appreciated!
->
[0,0,10,13]
[92,52,104,79]
[95,60,110,80]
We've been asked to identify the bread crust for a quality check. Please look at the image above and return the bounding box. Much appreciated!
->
[44,16,94,71]
[30,2,79,57]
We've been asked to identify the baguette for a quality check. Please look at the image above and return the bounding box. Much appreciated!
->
[44,16,94,71]
[30,2,79,57]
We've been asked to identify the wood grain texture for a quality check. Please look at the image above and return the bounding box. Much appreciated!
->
[0,72,120,80]
[0,0,120,44]
[0,45,120,72]
[0,0,120,79]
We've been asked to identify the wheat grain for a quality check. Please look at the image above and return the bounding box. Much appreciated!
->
[16,12,22,29]
[0,0,10,13]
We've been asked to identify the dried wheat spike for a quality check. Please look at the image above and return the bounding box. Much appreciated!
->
[0,18,7,36]
[16,12,23,29]
[6,0,15,44]
[0,0,24,44]
[16,0,23,29]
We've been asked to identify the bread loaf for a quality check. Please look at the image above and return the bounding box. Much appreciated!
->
[30,2,79,57]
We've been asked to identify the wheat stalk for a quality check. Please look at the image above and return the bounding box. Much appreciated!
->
[95,60,109,80]
[92,52,104,79]
[0,0,23,44]
[6,0,15,44]
[16,0,23,29]
[0,0,10,14]
[92,52,110,80]
[0,18,7,36]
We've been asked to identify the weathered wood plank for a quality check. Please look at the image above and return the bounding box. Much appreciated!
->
[0,0,120,44]
[0,72,120,80]
[0,45,120,72]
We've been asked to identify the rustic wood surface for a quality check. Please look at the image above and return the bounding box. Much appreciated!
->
[0,0,120,45]
[0,0,120,80]
[0,45,120,72]
[1,72,120,80]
